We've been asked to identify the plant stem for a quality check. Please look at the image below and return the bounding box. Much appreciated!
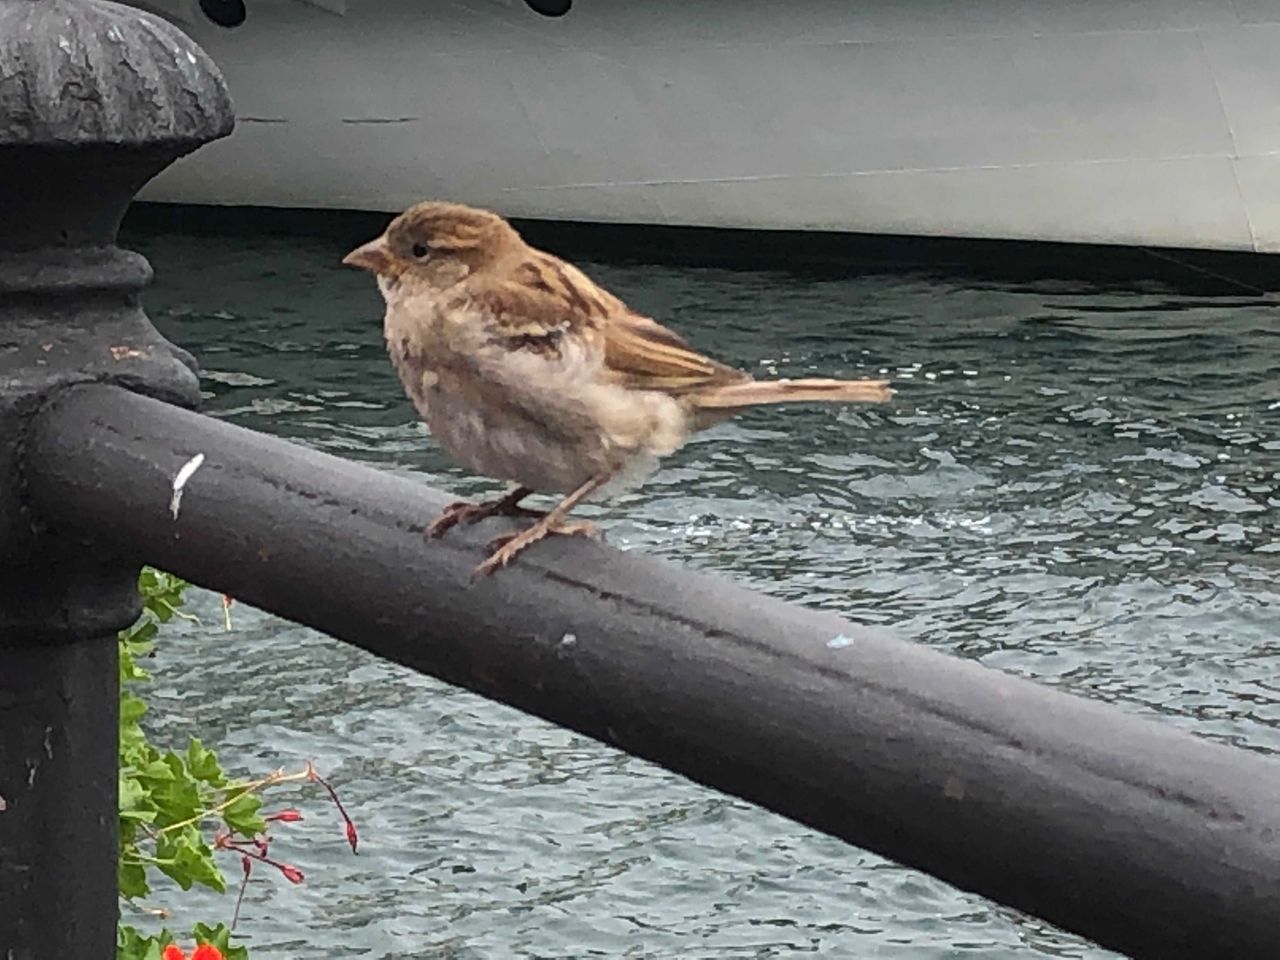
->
[157,767,310,836]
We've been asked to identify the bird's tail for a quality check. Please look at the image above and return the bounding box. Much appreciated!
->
[693,377,893,410]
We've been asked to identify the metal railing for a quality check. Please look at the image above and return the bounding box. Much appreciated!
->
[1,3,1277,958]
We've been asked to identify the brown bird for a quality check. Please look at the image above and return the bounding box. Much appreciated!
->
[343,201,892,576]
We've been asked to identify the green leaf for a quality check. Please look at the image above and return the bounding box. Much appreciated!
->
[120,816,139,852]
[120,692,148,726]
[125,620,158,648]
[155,828,226,894]
[118,733,150,768]
[222,790,266,837]
[149,773,202,829]
[119,640,152,684]
[117,859,149,900]
[117,924,171,960]
[138,759,176,781]
[161,751,190,781]
[118,776,157,823]
[187,738,226,786]
[138,569,190,623]
[142,754,211,829]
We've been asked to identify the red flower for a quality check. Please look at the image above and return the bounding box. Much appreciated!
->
[162,945,224,960]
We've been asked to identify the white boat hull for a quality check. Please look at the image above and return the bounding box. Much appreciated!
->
[137,0,1280,252]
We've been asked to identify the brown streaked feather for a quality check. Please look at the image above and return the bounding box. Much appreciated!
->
[694,377,894,409]
[462,283,585,342]
[513,260,557,297]
[390,201,511,253]
[501,253,747,396]
[528,251,622,316]
[476,253,619,339]
[602,314,749,395]
[462,250,742,397]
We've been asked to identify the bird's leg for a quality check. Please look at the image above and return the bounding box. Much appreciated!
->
[473,474,610,577]
[427,485,543,539]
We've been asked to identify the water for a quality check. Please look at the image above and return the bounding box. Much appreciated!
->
[120,220,1278,959]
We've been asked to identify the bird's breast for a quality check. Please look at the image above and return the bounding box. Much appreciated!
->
[386,333,440,409]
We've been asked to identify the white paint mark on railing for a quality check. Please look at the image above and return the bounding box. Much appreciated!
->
[170,453,206,520]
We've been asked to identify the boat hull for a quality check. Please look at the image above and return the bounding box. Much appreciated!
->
[136,0,1280,252]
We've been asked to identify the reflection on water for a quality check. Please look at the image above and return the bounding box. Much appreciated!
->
[121,219,1278,959]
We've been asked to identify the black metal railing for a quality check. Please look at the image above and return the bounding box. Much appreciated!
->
[1,3,1277,959]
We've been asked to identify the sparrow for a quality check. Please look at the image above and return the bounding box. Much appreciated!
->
[343,201,892,576]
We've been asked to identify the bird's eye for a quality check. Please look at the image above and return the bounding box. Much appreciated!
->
[411,243,429,259]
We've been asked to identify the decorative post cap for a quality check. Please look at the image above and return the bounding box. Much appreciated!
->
[0,0,233,148]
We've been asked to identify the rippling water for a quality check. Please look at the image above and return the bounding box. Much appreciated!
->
[120,219,1278,959]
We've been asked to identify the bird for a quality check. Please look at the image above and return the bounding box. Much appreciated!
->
[343,200,893,576]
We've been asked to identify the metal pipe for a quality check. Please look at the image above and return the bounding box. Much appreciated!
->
[24,383,1280,960]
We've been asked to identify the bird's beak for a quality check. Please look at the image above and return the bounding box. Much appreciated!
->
[342,235,393,274]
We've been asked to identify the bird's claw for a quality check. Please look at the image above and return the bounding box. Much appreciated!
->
[427,496,547,539]
[472,519,602,577]
[426,500,479,539]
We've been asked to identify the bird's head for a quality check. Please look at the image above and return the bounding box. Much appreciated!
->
[342,200,523,297]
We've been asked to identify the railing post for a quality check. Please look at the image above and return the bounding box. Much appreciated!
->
[0,2,232,955]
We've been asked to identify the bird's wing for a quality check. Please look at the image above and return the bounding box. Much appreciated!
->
[472,251,749,395]
[466,253,615,354]
[601,312,749,395]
